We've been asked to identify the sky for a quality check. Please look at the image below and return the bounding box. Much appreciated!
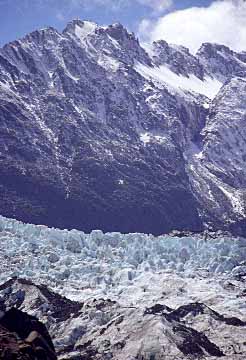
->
[0,0,246,53]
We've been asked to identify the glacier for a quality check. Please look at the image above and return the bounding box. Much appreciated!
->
[0,216,246,359]
[0,215,245,305]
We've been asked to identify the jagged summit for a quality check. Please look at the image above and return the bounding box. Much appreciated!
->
[197,42,234,55]
[62,19,137,45]
[151,39,206,79]
[197,42,246,81]
[103,22,136,41]
[1,26,62,50]
[153,39,190,55]
[63,19,98,40]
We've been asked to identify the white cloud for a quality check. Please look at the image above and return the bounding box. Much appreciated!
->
[138,0,246,54]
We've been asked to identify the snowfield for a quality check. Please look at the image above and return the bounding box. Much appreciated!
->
[135,62,222,99]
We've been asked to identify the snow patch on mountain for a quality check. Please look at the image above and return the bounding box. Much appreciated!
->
[140,132,168,146]
[74,21,97,39]
[135,62,222,99]
[98,54,120,72]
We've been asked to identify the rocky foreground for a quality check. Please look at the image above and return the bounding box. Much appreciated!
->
[0,303,57,360]
[0,277,245,360]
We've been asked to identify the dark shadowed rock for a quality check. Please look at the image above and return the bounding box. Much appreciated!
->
[0,307,57,360]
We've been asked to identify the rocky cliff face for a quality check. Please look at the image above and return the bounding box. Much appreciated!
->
[0,20,246,234]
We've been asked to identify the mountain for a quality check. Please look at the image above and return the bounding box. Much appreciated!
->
[0,20,246,235]
[0,216,246,359]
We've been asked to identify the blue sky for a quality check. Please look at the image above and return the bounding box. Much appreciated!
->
[0,0,212,46]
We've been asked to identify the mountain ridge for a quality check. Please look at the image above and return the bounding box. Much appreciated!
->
[0,19,246,235]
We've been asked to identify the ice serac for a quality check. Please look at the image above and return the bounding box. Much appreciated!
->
[0,19,245,234]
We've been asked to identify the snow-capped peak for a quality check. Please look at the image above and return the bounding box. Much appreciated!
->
[74,21,97,40]
[63,19,98,40]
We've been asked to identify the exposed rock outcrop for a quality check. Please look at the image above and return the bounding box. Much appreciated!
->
[0,306,57,360]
